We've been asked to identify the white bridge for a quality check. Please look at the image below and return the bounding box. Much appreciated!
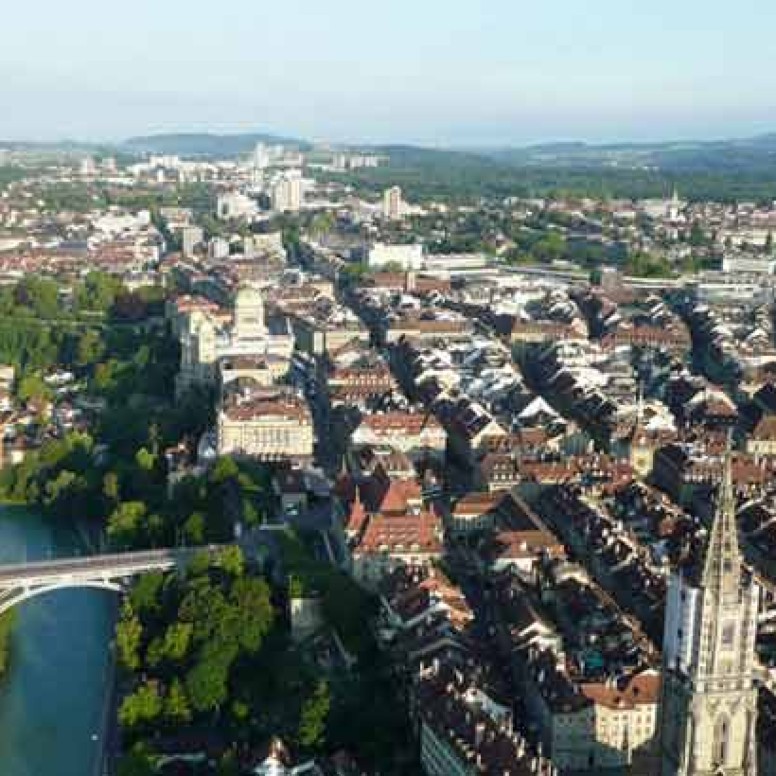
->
[0,546,227,615]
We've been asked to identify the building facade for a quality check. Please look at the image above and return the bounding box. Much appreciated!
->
[217,389,314,464]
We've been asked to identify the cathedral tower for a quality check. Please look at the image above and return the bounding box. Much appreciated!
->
[660,452,759,775]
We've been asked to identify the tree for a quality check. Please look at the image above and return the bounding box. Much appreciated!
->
[107,501,147,548]
[229,577,274,653]
[119,681,163,728]
[15,276,60,318]
[117,744,155,776]
[161,622,193,662]
[129,572,163,615]
[75,271,124,314]
[165,678,192,724]
[116,607,143,671]
[243,499,261,527]
[135,447,156,472]
[103,471,120,503]
[210,456,239,484]
[185,653,229,712]
[16,374,51,404]
[183,511,206,545]
[76,329,104,366]
[297,680,330,749]
[42,469,79,512]
[217,545,245,578]
[187,549,212,578]
[215,750,241,776]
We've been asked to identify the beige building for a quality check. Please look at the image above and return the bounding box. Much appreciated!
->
[746,414,776,457]
[525,657,660,772]
[289,313,369,357]
[217,388,313,464]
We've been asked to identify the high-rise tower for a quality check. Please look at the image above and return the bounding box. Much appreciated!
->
[660,452,759,775]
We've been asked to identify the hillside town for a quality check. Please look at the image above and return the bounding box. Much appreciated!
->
[3,143,776,775]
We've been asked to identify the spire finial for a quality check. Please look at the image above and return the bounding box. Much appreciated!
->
[700,432,742,595]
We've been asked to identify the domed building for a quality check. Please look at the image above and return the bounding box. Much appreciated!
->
[175,285,294,396]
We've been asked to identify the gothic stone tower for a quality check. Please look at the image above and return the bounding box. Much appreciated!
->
[660,454,759,775]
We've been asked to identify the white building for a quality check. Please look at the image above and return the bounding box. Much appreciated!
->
[367,242,424,271]
[253,142,270,171]
[208,237,230,260]
[181,226,204,257]
[721,253,776,274]
[271,172,303,213]
[244,231,287,262]
[382,186,405,219]
[216,191,258,221]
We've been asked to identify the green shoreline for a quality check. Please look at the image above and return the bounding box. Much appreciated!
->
[0,610,16,680]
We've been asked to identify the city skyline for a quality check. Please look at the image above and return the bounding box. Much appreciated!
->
[3,0,776,145]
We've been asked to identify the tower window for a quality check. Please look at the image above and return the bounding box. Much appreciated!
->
[714,715,730,766]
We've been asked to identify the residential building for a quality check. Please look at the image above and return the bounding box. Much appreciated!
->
[746,414,776,457]
[272,172,303,213]
[181,225,204,257]
[350,411,446,463]
[216,191,257,220]
[382,186,405,219]
[367,242,424,271]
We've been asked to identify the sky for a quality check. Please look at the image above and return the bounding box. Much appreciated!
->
[3,0,776,146]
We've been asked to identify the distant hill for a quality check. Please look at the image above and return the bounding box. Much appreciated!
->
[479,133,776,174]
[122,132,311,157]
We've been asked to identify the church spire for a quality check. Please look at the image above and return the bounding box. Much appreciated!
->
[700,444,743,597]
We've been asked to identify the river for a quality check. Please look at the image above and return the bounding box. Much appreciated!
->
[0,506,117,776]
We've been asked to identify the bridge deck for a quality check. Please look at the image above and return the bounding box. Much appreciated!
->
[0,545,226,585]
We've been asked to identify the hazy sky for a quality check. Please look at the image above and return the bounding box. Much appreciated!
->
[3,0,776,145]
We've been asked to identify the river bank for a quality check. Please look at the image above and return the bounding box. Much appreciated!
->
[0,610,15,680]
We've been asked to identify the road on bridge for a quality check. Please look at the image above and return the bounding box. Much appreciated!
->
[0,545,227,586]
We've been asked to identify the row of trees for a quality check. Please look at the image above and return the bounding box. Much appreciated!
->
[0,272,164,323]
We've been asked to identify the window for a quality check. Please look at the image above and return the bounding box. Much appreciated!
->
[714,715,729,766]
[722,624,735,647]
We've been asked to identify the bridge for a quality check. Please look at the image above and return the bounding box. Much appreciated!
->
[0,545,226,615]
